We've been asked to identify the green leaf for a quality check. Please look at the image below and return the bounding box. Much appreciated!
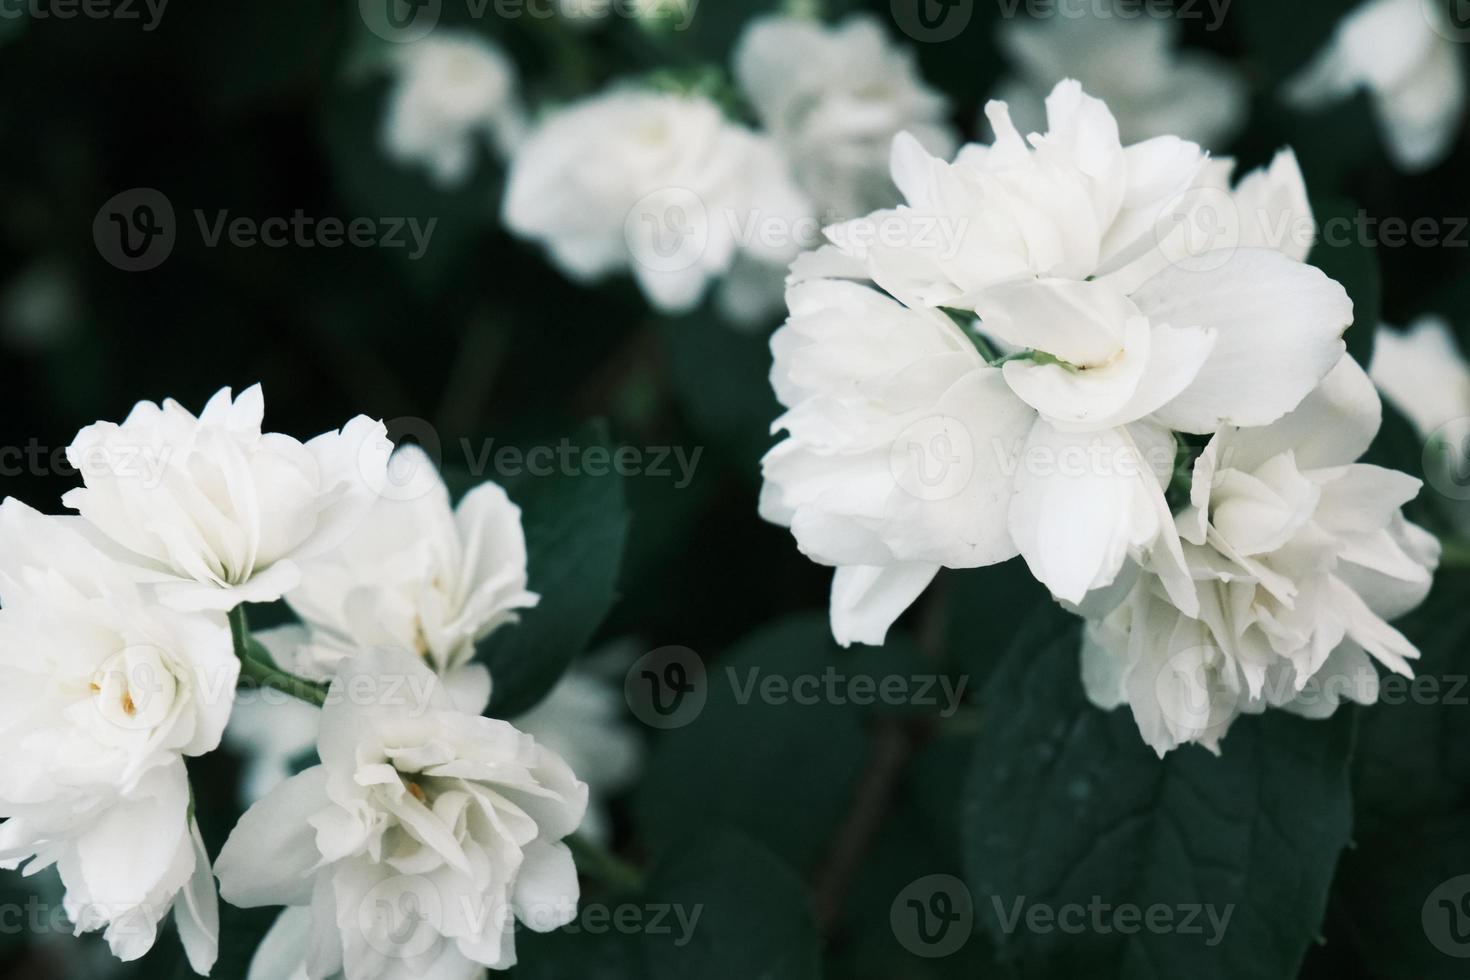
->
[962,607,1354,979]
[632,615,872,872]
[479,425,631,718]
[642,831,821,980]
[1309,197,1381,369]
[1322,579,1470,978]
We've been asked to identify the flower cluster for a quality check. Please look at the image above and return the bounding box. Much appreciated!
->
[759,80,1440,753]
[0,386,593,976]
[495,13,955,325]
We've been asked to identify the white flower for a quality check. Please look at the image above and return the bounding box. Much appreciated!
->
[763,81,1351,644]
[503,88,811,321]
[64,384,393,613]
[1286,0,1466,172]
[215,648,588,979]
[382,31,524,187]
[1082,357,1440,754]
[512,651,643,843]
[261,444,538,714]
[0,498,234,971]
[993,10,1247,150]
[1371,315,1470,438]
[732,14,956,220]
[1371,315,1470,537]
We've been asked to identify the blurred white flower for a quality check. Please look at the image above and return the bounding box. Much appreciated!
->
[64,384,392,613]
[1371,315,1470,437]
[732,14,957,220]
[382,31,524,187]
[764,81,1350,644]
[216,648,588,978]
[993,11,1247,150]
[512,651,643,843]
[224,688,323,807]
[0,499,232,971]
[1371,315,1470,536]
[270,444,537,713]
[503,89,810,322]
[1082,357,1439,754]
[1286,0,1465,172]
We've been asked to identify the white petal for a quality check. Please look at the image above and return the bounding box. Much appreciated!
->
[216,767,329,908]
[830,563,940,648]
[1133,248,1351,433]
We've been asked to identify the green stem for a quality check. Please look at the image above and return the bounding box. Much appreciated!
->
[566,833,646,894]
[1439,537,1470,569]
[228,606,328,708]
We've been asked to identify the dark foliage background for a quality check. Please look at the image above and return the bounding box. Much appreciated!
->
[0,0,1467,978]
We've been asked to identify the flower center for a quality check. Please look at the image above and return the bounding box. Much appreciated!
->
[90,645,178,732]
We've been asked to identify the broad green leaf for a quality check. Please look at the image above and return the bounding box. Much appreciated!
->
[962,607,1354,979]
[642,831,820,980]
[632,615,872,872]
[479,425,631,718]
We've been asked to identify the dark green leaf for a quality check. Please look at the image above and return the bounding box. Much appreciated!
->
[962,607,1354,979]
[480,424,631,718]
[642,830,820,980]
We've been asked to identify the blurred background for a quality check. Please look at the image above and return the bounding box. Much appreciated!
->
[2,0,1469,977]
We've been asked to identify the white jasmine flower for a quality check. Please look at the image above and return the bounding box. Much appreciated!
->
[993,10,1247,150]
[0,499,234,971]
[764,81,1351,644]
[1371,315,1470,537]
[1286,0,1466,172]
[382,31,524,187]
[732,14,957,220]
[224,689,323,807]
[1082,357,1440,754]
[503,89,811,321]
[1371,315,1470,438]
[215,648,588,978]
[513,652,643,843]
[263,444,538,714]
[63,384,393,613]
